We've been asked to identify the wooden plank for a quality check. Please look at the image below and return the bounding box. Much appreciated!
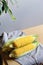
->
[22,25,43,43]
[3,60,20,65]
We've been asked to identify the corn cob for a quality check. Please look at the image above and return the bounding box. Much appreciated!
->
[13,35,37,48]
[9,41,39,58]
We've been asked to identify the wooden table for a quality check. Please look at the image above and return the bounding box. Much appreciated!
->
[3,25,43,65]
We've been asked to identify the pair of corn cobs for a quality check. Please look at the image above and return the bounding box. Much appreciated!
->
[3,35,39,58]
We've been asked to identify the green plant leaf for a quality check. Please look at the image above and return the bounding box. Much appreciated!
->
[10,0,14,4]
[2,0,8,13]
[8,9,16,20]
[0,0,16,20]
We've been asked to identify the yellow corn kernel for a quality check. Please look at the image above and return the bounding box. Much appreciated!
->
[9,42,38,58]
[13,35,36,48]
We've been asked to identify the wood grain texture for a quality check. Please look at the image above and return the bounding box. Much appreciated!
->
[22,25,43,43]
[3,25,43,65]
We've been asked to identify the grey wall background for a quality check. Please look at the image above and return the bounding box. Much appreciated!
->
[0,0,43,35]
